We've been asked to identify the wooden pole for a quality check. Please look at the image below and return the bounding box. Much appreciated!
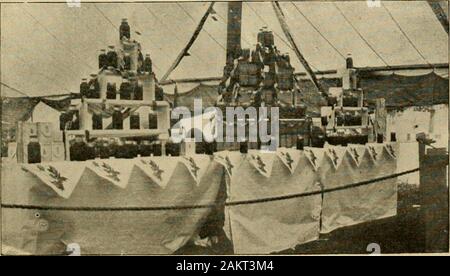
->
[64,130,70,161]
[375,98,387,142]
[418,141,449,253]
[226,1,242,63]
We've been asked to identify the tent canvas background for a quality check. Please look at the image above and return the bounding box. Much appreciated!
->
[1,1,447,98]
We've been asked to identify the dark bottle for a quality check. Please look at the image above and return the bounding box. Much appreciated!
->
[98,49,107,69]
[144,54,152,73]
[96,139,111,159]
[134,83,143,100]
[123,141,138,159]
[137,49,144,74]
[119,80,132,100]
[241,48,250,61]
[122,141,132,159]
[196,141,206,154]
[27,136,41,164]
[166,142,180,156]
[343,112,352,126]
[80,78,89,98]
[203,141,217,155]
[336,114,344,126]
[119,18,131,40]
[113,139,125,159]
[321,116,328,127]
[148,113,158,129]
[106,82,117,99]
[132,141,139,158]
[123,54,131,71]
[92,113,103,130]
[152,142,162,156]
[70,137,87,161]
[88,75,100,98]
[106,46,118,69]
[130,113,140,129]
[353,114,362,126]
[377,134,384,143]
[346,54,353,69]
[263,71,276,88]
[390,132,397,142]
[257,29,265,46]
[296,135,304,150]
[86,142,96,160]
[263,31,274,48]
[155,85,164,101]
[239,140,248,154]
[93,139,102,159]
[112,109,123,130]
[139,140,152,157]
[343,95,358,107]
[360,135,369,145]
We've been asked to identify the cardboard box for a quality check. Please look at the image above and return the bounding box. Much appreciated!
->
[52,142,65,161]
[37,122,53,143]
[40,143,53,163]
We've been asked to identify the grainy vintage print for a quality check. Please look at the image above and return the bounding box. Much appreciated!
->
[1,0,448,257]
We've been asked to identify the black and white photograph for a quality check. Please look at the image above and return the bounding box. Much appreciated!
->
[1,0,448,258]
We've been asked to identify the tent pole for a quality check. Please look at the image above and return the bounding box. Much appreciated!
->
[226,1,242,65]
[160,2,216,82]
[428,1,449,34]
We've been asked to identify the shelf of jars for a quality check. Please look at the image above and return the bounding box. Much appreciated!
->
[65,129,167,138]
[71,98,170,109]
[330,125,372,130]
[333,106,368,112]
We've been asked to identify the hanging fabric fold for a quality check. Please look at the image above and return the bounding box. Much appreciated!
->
[213,151,244,177]
[135,157,179,188]
[21,161,86,199]
[247,150,276,178]
[86,159,134,188]
[276,147,301,174]
[179,155,211,185]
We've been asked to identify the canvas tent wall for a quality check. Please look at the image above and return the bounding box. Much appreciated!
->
[1,1,447,98]
[163,71,449,112]
[1,94,72,131]
[28,101,61,125]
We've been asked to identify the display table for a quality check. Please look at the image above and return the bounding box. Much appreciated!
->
[2,155,220,255]
[219,143,398,254]
[2,143,401,255]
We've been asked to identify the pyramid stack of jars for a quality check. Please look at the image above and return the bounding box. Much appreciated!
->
[59,19,172,161]
[320,54,373,146]
[221,26,296,105]
[237,27,295,91]
[78,19,162,102]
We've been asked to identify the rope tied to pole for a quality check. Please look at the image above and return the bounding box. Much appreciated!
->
[1,167,422,212]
